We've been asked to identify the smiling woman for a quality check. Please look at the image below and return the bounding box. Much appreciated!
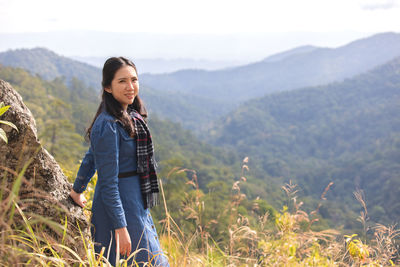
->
[69,57,169,266]
[104,65,139,111]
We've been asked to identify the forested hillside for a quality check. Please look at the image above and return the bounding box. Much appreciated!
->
[209,57,400,225]
[143,89,233,130]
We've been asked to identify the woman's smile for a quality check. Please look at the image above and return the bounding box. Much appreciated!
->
[125,93,135,100]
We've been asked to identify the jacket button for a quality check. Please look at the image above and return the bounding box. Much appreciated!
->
[151,225,155,229]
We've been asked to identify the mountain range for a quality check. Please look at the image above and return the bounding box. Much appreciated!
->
[2,32,400,132]
[141,32,400,104]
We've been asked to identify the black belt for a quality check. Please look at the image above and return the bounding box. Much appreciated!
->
[118,170,138,178]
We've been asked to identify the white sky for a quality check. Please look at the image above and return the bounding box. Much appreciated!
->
[0,0,399,34]
[0,0,399,60]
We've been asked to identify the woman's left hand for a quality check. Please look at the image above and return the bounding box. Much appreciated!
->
[115,227,132,257]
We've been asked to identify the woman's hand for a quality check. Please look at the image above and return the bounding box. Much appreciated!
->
[115,227,132,257]
[69,189,87,208]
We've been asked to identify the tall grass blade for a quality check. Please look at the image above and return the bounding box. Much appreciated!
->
[8,158,33,223]
[13,201,39,250]
[0,120,18,131]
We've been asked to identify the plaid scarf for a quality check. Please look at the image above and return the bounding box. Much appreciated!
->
[130,110,160,209]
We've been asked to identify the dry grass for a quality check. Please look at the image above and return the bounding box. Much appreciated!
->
[0,157,399,266]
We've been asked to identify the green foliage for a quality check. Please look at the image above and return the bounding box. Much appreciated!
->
[345,234,370,262]
[0,102,18,143]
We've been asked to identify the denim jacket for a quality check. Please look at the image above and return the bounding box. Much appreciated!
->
[72,111,137,229]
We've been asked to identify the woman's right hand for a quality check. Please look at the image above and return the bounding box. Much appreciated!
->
[115,227,132,257]
[69,189,87,208]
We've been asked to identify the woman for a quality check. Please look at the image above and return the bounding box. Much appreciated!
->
[69,57,169,266]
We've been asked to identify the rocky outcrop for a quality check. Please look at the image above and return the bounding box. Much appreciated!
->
[0,79,89,246]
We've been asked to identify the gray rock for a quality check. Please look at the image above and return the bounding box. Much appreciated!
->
[0,79,89,250]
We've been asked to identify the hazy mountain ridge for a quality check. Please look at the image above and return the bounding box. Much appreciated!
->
[141,32,400,104]
[72,56,246,74]
[0,47,101,89]
[262,45,318,62]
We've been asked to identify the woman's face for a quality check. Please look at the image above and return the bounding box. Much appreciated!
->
[105,65,139,110]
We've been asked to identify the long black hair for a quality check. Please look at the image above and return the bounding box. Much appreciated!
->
[86,57,147,140]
